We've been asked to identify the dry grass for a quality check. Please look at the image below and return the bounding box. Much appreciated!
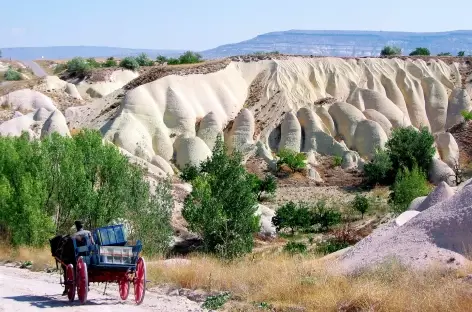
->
[149,253,472,312]
[0,244,54,272]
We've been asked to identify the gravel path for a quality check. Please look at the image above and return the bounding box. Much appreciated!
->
[0,265,204,312]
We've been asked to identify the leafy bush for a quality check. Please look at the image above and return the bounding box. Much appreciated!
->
[182,135,260,259]
[248,173,277,201]
[283,241,307,254]
[66,57,92,76]
[409,47,430,56]
[461,110,472,121]
[363,148,393,186]
[180,164,200,182]
[316,224,360,255]
[119,57,140,71]
[103,57,117,67]
[458,51,465,57]
[272,202,312,234]
[135,53,154,66]
[380,46,402,56]
[388,165,431,214]
[156,55,168,64]
[316,238,349,255]
[273,200,341,234]
[276,149,307,172]
[86,58,101,68]
[311,200,342,231]
[386,126,435,177]
[437,52,451,56]
[53,63,68,74]
[4,68,22,81]
[352,194,369,218]
[178,51,203,64]
[0,130,173,254]
[202,292,232,310]
[333,156,342,167]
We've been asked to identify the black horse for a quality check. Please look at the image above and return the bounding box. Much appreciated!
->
[49,234,76,294]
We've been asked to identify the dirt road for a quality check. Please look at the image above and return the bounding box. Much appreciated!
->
[0,265,204,312]
[22,61,47,77]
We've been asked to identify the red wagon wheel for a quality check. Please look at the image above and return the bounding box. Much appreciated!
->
[119,277,130,300]
[133,257,146,305]
[65,264,76,302]
[76,256,88,304]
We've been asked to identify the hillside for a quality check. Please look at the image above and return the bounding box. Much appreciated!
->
[202,30,472,58]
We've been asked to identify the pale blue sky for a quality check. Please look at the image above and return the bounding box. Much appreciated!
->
[1,0,471,51]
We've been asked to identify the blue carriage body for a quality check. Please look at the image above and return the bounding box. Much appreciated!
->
[72,224,142,272]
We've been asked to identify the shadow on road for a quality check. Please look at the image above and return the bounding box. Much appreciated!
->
[4,294,119,308]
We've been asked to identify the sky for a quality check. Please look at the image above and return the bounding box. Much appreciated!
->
[1,0,472,51]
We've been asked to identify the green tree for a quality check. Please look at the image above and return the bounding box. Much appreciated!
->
[136,53,155,66]
[272,201,310,235]
[247,173,277,201]
[0,130,173,254]
[409,47,430,56]
[156,55,168,64]
[437,52,451,56]
[182,135,260,259]
[388,165,431,213]
[66,57,92,76]
[351,194,369,219]
[380,46,402,56]
[363,148,394,186]
[103,57,117,67]
[458,51,465,57]
[119,57,140,71]
[385,126,435,177]
[178,51,203,64]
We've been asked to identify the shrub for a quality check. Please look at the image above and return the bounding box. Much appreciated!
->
[103,57,117,67]
[352,194,370,218]
[276,149,307,172]
[248,173,277,201]
[388,165,431,214]
[180,164,200,182]
[386,126,435,177]
[311,200,342,231]
[272,202,312,234]
[380,46,402,56]
[437,52,451,56]
[363,148,394,185]
[0,130,173,254]
[458,51,465,57]
[461,110,472,121]
[66,57,92,76]
[333,156,342,167]
[409,47,430,56]
[167,58,180,65]
[156,55,168,64]
[182,135,260,259]
[283,241,307,254]
[53,63,67,74]
[119,57,140,71]
[135,53,154,66]
[86,58,101,68]
[202,292,232,310]
[316,224,360,255]
[4,68,22,81]
[178,51,203,64]
[316,238,349,255]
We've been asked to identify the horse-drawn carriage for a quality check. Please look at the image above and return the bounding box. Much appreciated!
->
[49,224,146,305]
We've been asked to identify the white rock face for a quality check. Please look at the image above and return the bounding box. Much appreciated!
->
[434,132,460,168]
[0,89,56,112]
[446,88,471,129]
[416,181,455,212]
[279,111,301,152]
[429,158,455,186]
[328,102,365,149]
[197,111,222,151]
[255,204,277,238]
[225,108,255,154]
[40,110,70,138]
[173,136,212,169]
[363,109,392,136]
[407,196,427,211]
[151,155,174,176]
[422,76,448,133]
[353,120,388,160]
[395,210,421,226]
[65,83,83,100]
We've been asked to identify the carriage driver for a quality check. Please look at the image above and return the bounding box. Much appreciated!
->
[72,220,95,245]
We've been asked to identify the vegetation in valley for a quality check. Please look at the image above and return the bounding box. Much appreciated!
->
[0,130,172,256]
